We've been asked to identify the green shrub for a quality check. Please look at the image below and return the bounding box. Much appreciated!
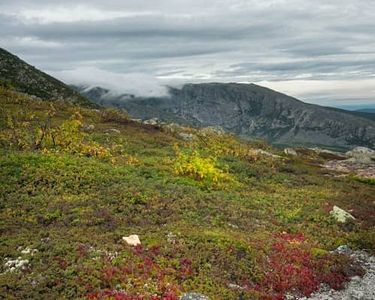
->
[353,176,375,185]
[100,108,129,123]
[0,107,111,159]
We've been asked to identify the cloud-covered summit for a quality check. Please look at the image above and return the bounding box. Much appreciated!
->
[1,0,375,104]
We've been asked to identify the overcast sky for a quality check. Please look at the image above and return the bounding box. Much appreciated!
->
[1,0,375,106]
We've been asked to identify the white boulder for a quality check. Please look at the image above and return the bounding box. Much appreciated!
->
[143,118,159,126]
[122,234,141,246]
[284,148,298,156]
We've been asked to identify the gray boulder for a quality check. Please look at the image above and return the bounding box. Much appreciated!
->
[330,206,355,223]
[178,132,195,141]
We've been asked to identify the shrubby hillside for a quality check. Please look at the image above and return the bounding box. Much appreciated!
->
[0,48,93,107]
[0,86,374,299]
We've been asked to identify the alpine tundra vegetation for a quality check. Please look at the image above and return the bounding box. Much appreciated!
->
[1,84,375,299]
[1,0,375,297]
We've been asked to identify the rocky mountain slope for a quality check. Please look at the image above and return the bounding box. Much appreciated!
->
[0,48,93,107]
[76,83,375,149]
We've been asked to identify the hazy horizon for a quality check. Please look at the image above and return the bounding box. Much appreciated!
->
[1,0,375,107]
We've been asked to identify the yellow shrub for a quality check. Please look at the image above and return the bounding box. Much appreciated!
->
[0,110,36,150]
[77,142,112,159]
[46,112,111,159]
[125,154,140,165]
[174,145,233,187]
[0,107,112,159]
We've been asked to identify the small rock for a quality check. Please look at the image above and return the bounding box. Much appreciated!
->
[178,132,195,141]
[285,294,296,300]
[310,147,347,159]
[180,293,210,300]
[254,149,281,158]
[199,126,225,136]
[106,128,121,134]
[143,118,159,126]
[351,276,362,283]
[166,232,177,244]
[284,148,298,156]
[163,123,185,133]
[228,223,239,229]
[122,235,141,246]
[20,247,38,255]
[335,245,352,255]
[31,279,38,287]
[228,283,244,290]
[330,206,355,223]
[82,124,95,132]
[350,290,365,300]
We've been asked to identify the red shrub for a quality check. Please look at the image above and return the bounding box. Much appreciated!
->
[251,232,360,300]
[84,245,192,300]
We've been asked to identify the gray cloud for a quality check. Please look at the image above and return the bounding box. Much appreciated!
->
[0,0,375,103]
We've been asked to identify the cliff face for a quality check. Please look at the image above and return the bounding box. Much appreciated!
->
[0,48,93,107]
[77,83,375,149]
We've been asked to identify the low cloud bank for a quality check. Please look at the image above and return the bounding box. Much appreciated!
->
[52,67,170,98]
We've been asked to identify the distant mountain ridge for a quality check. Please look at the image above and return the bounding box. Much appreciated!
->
[1,47,374,149]
[356,108,375,114]
[0,48,93,107]
[71,85,136,104]
[75,83,375,149]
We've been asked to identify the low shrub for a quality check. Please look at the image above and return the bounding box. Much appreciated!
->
[53,115,110,158]
[173,145,233,187]
[77,245,192,299]
[251,232,363,299]
[100,108,130,124]
[0,107,111,159]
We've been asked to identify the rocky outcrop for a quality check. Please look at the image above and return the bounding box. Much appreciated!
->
[323,146,375,178]
[304,247,375,300]
[346,147,375,164]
